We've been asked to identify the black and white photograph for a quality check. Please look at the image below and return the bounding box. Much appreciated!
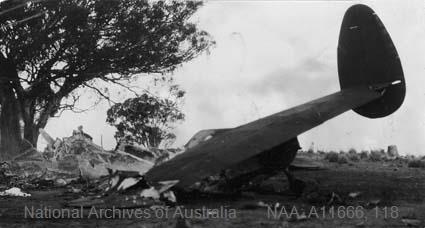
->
[0,0,424,227]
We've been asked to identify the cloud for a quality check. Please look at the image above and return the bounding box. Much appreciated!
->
[250,58,338,103]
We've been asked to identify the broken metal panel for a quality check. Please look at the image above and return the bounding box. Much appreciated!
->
[146,87,381,187]
[39,129,55,148]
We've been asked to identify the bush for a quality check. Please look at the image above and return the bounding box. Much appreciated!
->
[348,148,357,154]
[348,153,360,162]
[369,150,383,162]
[317,150,326,155]
[325,151,339,163]
[360,150,369,160]
[408,159,425,168]
[394,156,409,167]
[337,154,349,164]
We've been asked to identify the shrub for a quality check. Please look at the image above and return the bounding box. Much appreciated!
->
[317,150,326,155]
[348,148,357,154]
[348,153,360,162]
[406,155,415,160]
[325,151,339,163]
[408,159,425,168]
[394,156,409,167]
[359,150,369,160]
[369,150,383,162]
[337,154,349,164]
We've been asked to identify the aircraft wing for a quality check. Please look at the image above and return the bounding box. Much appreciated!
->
[145,86,381,187]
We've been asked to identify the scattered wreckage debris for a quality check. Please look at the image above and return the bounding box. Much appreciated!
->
[0,125,329,209]
[66,169,178,208]
[0,127,179,207]
[116,143,182,165]
[0,124,418,211]
[0,187,31,197]
[348,191,362,198]
[401,218,422,227]
[1,126,306,208]
[43,127,155,179]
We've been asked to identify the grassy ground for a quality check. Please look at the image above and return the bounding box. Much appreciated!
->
[0,153,424,227]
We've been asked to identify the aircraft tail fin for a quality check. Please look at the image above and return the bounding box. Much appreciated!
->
[337,4,405,118]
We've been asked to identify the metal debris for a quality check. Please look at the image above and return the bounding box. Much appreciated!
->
[0,187,31,197]
[41,127,155,180]
[0,126,179,207]
[401,218,421,227]
[327,192,343,205]
[348,191,361,198]
[67,169,178,208]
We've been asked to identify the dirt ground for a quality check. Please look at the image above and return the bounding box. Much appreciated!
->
[0,157,424,228]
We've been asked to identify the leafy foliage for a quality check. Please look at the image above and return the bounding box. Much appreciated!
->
[324,151,339,162]
[369,149,384,162]
[106,85,184,148]
[408,159,425,168]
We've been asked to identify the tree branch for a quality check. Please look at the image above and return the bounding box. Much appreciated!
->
[82,82,116,104]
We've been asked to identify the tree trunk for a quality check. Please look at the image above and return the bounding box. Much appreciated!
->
[0,56,23,160]
[0,56,60,159]
[23,122,39,148]
[0,94,53,159]
[0,87,22,159]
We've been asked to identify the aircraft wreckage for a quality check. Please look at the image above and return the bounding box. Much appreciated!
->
[2,4,405,204]
[145,4,406,195]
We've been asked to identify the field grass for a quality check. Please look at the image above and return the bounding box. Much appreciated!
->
[1,152,425,227]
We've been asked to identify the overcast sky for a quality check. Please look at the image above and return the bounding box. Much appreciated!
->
[42,0,425,155]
